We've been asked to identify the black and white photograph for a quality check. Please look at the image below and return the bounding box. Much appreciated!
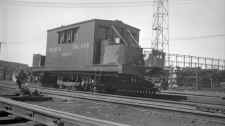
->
[0,0,224,126]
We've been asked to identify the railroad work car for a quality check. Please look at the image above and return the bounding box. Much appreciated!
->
[32,19,160,95]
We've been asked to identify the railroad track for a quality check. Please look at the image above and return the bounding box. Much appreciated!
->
[0,82,225,119]
[161,90,225,98]
[0,96,130,126]
[38,87,225,116]
[33,85,225,115]
[2,82,225,113]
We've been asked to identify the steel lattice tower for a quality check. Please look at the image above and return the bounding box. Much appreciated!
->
[152,0,169,53]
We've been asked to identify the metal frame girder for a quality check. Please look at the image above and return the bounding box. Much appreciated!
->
[111,25,129,46]
[126,29,139,47]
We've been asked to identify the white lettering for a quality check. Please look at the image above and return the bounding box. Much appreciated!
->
[61,52,72,56]
[48,42,90,53]
[72,42,90,50]
[72,44,79,50]
[48,47,62,53]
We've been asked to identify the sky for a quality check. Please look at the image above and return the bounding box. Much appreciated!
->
[0,0,224,66]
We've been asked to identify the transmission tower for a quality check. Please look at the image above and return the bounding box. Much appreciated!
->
[152,0,169,53]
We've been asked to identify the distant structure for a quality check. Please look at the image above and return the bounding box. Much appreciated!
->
[152,0,169,53]
[144,0,169,68]
[0,60,28,80]
[147,0,225,89]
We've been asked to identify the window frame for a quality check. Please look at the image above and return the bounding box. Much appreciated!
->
[57,27,79,44]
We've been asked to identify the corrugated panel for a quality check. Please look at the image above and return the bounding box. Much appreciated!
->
[102,44,144,66]
[102,45,122,65]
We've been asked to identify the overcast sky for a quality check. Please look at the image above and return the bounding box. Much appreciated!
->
[0,0,224,66]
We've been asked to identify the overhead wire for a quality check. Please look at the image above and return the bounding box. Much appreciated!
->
[171,34,225,41]
[1,0,196,8]
[2,0,155,8]
[141,33,225,42]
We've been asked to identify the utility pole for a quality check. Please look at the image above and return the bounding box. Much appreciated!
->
[0,41,3,52]
[152,0,169,53]
[0,41,8,60]
[0,41,2,51]
[195,69,199,90]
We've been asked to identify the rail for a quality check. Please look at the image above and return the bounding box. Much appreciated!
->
[0,96,130,126]
[0,82,225,119]
[161,90,225,98]
[40,88,225,119]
